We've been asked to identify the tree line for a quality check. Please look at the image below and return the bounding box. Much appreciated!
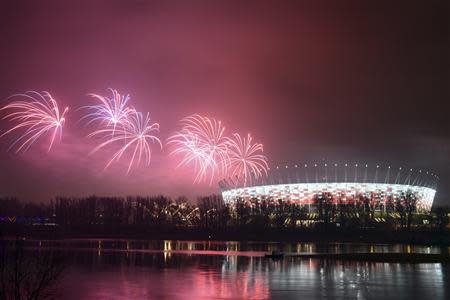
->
[0,193,449,234]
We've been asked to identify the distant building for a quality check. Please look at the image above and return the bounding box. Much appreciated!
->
[220,164,437,212]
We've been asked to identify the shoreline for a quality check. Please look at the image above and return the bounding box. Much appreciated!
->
[3,240,450,263]
[4,227,450,246]
[288,253,450,263]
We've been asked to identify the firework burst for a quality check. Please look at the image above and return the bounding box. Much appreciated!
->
[168,130,215,183]
[89,111,162,174]
[168,114,229,183]
[226,133,268,186]
[80,88,135,130]
[0,91,68,152]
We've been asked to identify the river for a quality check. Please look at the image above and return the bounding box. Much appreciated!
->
[27,239,450,299]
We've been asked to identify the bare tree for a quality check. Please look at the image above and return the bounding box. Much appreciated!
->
[405,190,418,230]
[314,192,334,224]
[0,239,66,300]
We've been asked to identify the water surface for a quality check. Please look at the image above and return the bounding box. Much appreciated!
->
[34,240,449,299]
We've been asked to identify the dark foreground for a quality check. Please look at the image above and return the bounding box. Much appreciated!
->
[2,239,450,299]
[13,226,450,246]
[49,240,449,299]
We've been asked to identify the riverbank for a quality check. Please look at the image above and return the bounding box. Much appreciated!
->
[4,236,450,263]
[4,225,450,246]
[287,253,450,263]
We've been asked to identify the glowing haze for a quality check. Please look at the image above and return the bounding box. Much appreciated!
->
[168,114,268,185]
[0,1,448,205]
[1,91,68,153]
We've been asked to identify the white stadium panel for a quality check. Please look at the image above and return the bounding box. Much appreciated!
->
[222,182,436,212]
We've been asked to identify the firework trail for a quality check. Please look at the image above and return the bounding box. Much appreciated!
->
[80,88,135,130]
[226,133,268,186]
[0,91,68,152]
[168,114,229,184]
[168,130,215,183]
[89,111,162,174]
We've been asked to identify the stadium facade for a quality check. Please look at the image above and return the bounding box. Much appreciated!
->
[220,164,438,212]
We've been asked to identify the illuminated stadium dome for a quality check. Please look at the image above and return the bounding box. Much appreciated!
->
[220,163,438,212]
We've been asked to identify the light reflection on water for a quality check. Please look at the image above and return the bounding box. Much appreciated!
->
[29,239,450,255]
[40,240,450,299]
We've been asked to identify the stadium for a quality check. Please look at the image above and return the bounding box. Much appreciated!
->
[220,163,438,213]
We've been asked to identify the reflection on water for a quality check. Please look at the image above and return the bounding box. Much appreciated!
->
[38,240,449,299]
[28,239,450,255]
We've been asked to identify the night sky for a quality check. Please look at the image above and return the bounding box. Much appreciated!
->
[0,1,448,206]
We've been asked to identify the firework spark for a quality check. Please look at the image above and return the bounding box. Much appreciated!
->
[89,111,162,174]
[0,91,68,152]
[226,133,268,186]
[168,114,229,183]
[80,88,135,130]
[168,130,216,183]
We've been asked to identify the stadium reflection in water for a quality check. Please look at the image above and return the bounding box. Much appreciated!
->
[54,241,449,299]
